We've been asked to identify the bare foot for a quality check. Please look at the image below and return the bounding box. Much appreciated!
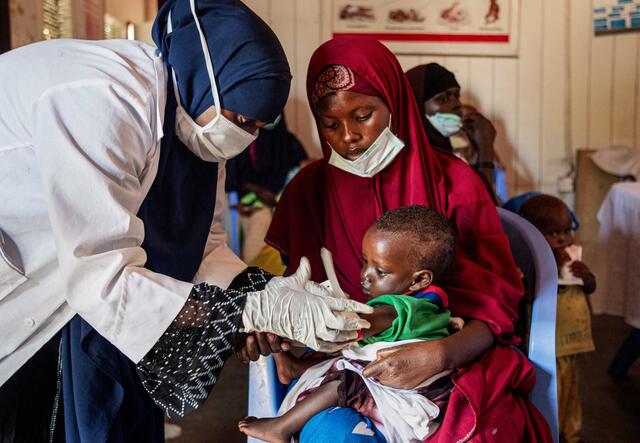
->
[273,352,304,385]
[238,416,290,443]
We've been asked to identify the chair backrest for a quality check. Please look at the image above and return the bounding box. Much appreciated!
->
[227,192,241,255]
[497,207,559,443]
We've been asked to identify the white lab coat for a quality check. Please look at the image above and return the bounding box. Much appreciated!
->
[0,39,246,386]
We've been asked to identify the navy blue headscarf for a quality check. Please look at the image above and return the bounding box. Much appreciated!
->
[62,2,292,441]
[153,0,291,122]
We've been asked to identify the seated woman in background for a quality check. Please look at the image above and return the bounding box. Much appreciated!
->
[225,115,308,267]
[405,63,506,202]
[264,36,551,442]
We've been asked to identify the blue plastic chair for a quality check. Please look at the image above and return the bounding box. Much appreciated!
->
[247,207,559,442]
[227,192,241,256]
[497,207,559,442]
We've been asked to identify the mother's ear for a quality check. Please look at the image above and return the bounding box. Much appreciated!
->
[408,269,433,293]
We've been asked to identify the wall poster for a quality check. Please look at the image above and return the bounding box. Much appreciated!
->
[593,0,640,34]
[332,0,519,56]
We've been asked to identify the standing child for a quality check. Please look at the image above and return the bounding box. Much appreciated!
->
[519,195,596,443]
[238,205,460,442]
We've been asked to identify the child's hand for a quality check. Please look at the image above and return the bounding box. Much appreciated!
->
[570,261,597,294]
[553,248,571,268]
[569,260,590,278]
[448,316,465,333]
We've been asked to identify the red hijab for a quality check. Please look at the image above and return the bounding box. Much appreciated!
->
[267,37,523,343]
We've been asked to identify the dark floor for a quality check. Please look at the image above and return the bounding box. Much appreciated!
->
[581,315,640,443]
[169,314,640,443]
[168,356,249,443]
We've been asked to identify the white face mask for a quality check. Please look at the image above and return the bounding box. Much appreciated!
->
[426,112,462,137]
[327,115,405,178]
[167,2,257,163]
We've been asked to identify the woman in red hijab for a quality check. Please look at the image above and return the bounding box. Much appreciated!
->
[266,37,551,442]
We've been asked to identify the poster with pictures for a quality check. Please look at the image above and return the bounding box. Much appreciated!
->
[593,0,640,34]
[332,0,519,56]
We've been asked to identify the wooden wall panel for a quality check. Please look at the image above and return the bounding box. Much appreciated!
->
[588,35,615,149]
[442,56,470,102]
[270,0,297,132]
[637,39,640,149]
[540,0,569,195]
[515,0,544,195]
[568,0,591,154]
[611,34,638,147]
[493,58,518,192]
[396,55,421,73]
[10,0,43,48]
[294,0,322,157]
[467,58,494,117]
[252,0,640,201]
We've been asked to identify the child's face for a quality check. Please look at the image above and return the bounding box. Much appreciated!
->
[360,227,424,299]
[539,207,574,251]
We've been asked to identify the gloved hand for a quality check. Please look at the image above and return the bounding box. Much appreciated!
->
[241,257,373,352]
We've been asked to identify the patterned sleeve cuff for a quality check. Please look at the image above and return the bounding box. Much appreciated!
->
[136,267,272,418]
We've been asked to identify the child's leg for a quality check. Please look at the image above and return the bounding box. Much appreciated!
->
[608,327,640,379]
[238,380,341,443]
[557,355,582,443]
[273,351,328,385]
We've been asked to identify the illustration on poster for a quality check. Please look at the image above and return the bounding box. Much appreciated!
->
[389,8,425,23]
[340,4,375,21]
[486,0,500,24]
[440,2,468,25]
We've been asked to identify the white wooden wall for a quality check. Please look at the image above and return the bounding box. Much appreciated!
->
[10,0,639,196]
[244,0,640,197]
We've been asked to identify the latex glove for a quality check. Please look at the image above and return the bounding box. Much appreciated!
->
[241,258,373,352]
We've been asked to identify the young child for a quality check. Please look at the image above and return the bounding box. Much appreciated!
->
[239,205,459,443]
[519,195,596,443]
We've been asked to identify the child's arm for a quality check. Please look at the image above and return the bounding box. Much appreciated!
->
[269,305,397,384]
[570,261,596,294]
[359,304,398,339]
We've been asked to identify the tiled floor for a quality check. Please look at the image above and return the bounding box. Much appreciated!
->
[169,314,640,443]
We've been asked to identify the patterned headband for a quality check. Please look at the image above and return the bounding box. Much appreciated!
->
[311,64,379,106]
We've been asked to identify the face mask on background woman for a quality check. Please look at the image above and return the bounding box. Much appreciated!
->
[426,112,462,137]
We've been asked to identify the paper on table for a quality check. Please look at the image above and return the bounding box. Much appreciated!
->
[320,247,348,299]
[320,247,362,343]
[558,244,584,286]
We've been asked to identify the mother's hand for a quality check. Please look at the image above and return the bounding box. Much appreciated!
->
[235,332,290,363]
[363,320,495,389]
[362,341,447,389]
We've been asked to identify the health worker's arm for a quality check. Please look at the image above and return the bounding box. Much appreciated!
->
[33,82,194,363]
[34,83,269,418]
[191,164,247,289]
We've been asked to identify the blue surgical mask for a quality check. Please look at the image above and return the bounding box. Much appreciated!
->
[262,113,282,131]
